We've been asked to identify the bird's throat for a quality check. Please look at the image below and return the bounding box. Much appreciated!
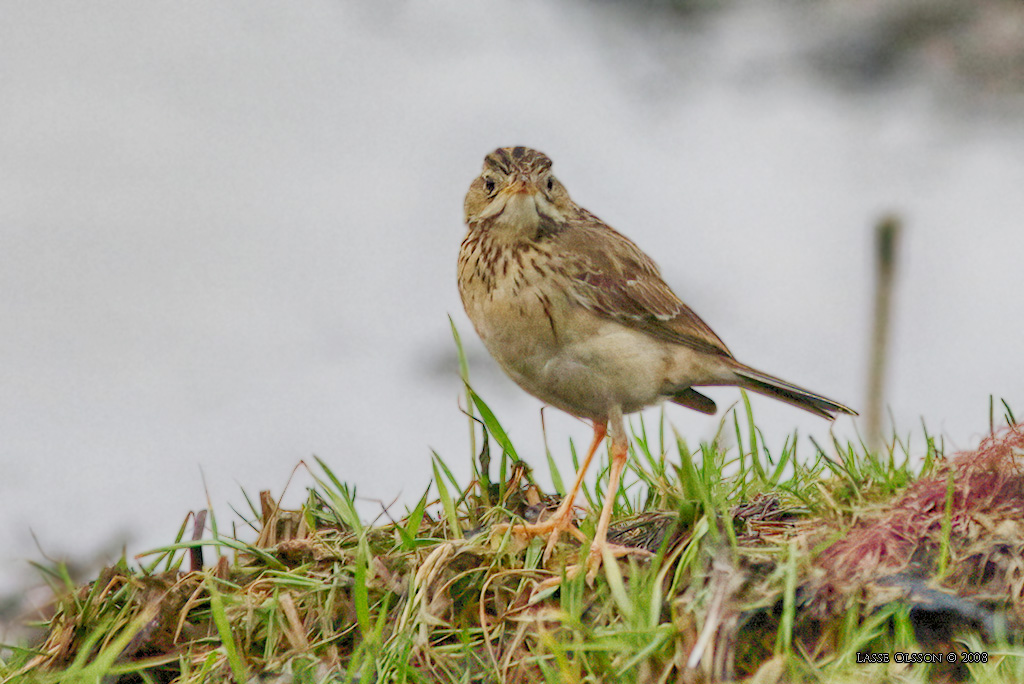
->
[497,193,542,233]
[482,192,567,245]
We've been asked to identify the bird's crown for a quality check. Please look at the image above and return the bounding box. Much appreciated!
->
[484,146,552,177]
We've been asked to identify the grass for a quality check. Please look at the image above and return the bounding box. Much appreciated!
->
[2,343,1023,682]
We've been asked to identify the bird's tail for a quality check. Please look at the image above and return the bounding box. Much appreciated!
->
[731,364,857,420]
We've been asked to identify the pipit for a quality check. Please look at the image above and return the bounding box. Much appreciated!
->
[457,146,856,578]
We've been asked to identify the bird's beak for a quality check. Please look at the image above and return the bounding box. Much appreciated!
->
[505,175,538,196]
[485,173,546,224]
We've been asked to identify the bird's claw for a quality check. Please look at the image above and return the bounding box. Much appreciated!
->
[490,510,587,557]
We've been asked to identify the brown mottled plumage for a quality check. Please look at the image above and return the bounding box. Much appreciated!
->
[458,146,855,579]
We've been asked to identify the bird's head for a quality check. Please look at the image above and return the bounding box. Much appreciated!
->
[464,146,574,236]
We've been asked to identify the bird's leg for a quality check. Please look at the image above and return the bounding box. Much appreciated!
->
[585,411,632,581]
[540,421,607,559]
[532,412,645,592]
[492,422,606,555]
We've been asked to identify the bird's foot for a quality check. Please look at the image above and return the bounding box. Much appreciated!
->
[528,540,653,596]
[491,506,588,559]
[584,540,654,583]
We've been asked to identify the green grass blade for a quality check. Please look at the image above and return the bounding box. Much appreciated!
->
[432,453,463,539]
[312,456,364,534]
[207,580,248,683]
[469,389,519,462]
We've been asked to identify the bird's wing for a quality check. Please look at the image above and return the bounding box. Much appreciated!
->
[556,216,734,359]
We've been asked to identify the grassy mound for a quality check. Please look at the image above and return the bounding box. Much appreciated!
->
[3,393,1024,683]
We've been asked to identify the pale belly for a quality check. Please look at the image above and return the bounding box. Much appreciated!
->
[463,279,717,421]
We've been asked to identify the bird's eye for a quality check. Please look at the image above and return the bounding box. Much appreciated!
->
[546,177,554,191]
[484,178,496,195]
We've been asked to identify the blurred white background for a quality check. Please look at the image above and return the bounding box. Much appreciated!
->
[2,1,1022,595]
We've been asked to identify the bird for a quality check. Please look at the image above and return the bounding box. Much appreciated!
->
[457,145,856,578]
